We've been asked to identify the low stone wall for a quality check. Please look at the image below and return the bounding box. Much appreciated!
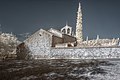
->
[30,47,120,59]
[50,47,120,59]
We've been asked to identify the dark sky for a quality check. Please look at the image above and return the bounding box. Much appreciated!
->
[0,0,120,39]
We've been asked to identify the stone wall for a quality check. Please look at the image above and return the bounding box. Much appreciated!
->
[52,35,63,47]
[29,46,120,59]
[62,34,76,43]
[24,29,52,58]
[50,47,120,59]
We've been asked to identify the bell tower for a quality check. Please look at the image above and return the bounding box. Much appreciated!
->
[76,2,83,43]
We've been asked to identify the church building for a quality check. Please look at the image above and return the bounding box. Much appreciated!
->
[16,2,120,59]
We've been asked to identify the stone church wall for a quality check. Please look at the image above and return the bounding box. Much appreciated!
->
[62,34,76,43]
[52,35,63,47]
[24,29,52,59]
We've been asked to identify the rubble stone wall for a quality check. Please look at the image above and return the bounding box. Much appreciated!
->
[31,47,120,59]
[28,48,120,59]
[50,47,120,59]
[24,29,52,57]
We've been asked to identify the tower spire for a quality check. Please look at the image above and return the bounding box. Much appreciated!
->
[78,2,81,12]
[76,2,83,43]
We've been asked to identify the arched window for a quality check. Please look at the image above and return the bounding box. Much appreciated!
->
[67,28,70,34]
[62,29,66,34]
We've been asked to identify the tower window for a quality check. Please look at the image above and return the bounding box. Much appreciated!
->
[62,29,66,34]
[67,28,70,34]
[39,34,42,36]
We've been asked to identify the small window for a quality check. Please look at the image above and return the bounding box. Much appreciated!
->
[62,29,66,34]
[39,34,42,36]
[67,28,70,34]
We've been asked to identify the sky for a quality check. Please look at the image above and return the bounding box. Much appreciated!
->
[0,0,120,40]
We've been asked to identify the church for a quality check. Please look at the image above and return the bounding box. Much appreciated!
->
[16,3,120,59]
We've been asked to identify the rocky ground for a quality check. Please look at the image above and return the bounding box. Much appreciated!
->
[0,59,119,80]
